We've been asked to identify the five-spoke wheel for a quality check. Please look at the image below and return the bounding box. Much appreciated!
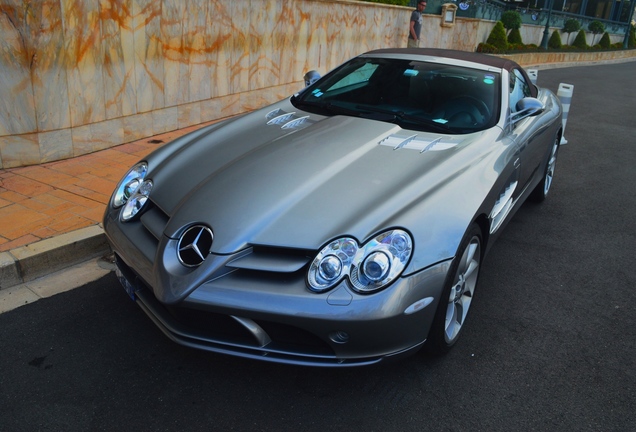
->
[530,134,560,202]
[427,224,482,353]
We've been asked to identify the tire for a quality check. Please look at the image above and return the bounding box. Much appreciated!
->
[426,224,482,355]
[529,134,560,203]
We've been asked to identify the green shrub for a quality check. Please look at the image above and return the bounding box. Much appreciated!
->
[508,27,523,45]
[476,43,500,54]
[563,19,581,45]
[548,30,562,49]
[630,25,636,48]
[599,32,611,49]
[588,20,605,34]
[572,29,588,49]
[486,21,508,52]
[588,21,605,45]
[501,11,522,31]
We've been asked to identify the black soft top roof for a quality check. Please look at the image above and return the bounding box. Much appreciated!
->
[364,48,521,72]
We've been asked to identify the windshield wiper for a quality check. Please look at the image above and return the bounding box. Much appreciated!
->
[293,99,363,118]
[355,105,452,133]
[293,100,458,133]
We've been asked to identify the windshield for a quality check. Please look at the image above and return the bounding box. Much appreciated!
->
[292,57,501,134]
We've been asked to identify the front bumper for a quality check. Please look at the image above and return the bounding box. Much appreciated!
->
[105,202,451,367]
[114,252,450,367]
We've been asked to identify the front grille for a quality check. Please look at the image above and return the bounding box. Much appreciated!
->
[226,245,312,273]
[166,305,334,355]
[139,200,169,240]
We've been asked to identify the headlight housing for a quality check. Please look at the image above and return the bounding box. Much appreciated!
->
[307,229,413,294]
[112,162,148,208]
[120,179,153,222]
[112,162,153,222]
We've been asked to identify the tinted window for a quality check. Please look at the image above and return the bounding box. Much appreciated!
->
[293,57,501,134]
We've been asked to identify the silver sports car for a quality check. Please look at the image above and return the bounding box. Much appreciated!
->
[104,48,563,367]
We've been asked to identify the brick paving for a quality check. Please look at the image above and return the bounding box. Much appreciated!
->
[0,122,215,253]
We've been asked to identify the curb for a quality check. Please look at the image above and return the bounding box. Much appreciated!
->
[0,225,112,291]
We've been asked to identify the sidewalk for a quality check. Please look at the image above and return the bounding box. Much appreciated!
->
[0,121,216,293]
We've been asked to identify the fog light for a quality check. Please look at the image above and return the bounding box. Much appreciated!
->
[329,330,350,344]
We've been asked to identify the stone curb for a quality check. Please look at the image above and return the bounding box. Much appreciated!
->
[0,225,112,291]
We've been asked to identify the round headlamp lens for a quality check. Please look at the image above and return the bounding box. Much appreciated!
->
[362,251,390,282]
[318,255,342,281]
[391,233,409,252]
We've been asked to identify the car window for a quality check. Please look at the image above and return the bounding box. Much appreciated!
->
[293,57,501,134]
[509,68,531,113]
[328,63,379,91]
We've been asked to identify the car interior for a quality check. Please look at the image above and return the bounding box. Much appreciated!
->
[297,58,501,133]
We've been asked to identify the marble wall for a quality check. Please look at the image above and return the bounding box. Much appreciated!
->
[0,0,493,168]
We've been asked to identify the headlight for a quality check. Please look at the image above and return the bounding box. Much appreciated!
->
[120,179,153,222]
[307,229,413,294]
[112,162,148,208]
[307,238,358,292]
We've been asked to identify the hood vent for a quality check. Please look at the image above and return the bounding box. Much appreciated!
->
[379,133,458,153]
[266,108,316,130]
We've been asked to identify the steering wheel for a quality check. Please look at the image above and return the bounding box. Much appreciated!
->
[453,95,490,119]
[448,110,479,125]
[450,96,490,120]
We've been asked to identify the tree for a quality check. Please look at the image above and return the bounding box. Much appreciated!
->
[599,32,611,49]
[588,21,605,45]
[501,11,522,32]
[563,19,581,45]
[486,21,508,52]
[572,29,588,49]
[508,27,523,45]
[501,11,523,47]
[548,30,563,49]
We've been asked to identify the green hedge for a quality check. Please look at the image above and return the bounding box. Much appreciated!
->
[477,17,635,54]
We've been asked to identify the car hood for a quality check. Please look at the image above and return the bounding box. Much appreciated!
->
[147,101,498,254]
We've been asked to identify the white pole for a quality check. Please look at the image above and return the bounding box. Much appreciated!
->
[557,83,574,145]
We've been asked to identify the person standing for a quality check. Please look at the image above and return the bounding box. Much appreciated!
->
[408,1,427,48]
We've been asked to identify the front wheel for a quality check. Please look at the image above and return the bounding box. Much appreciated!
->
[529,135,560,203]
[426,224,482,354]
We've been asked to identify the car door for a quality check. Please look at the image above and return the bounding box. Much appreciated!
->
[508,68,549,193]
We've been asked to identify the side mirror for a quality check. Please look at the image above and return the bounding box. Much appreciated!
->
[510,97,544,123]
[304,70,321,87]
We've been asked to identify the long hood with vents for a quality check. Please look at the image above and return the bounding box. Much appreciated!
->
[145,100,501,256]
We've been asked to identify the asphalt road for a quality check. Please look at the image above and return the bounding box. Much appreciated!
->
[1,61,635,432]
